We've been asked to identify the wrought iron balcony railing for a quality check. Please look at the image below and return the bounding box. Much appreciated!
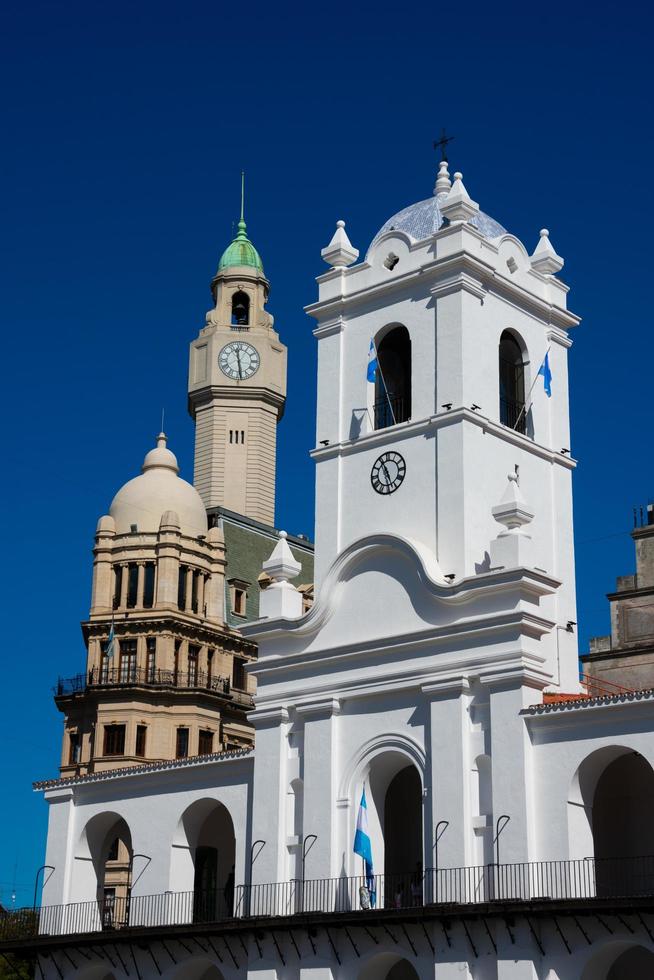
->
[53,668,252,705]
[3,856,654,944]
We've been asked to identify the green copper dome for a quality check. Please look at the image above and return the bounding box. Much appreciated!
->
[218,218,264,274]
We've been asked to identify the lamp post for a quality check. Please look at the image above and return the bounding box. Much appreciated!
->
[493,815,511,900]
[126,853,151,926]
[301,835,318,913]
[433,821,449,903]
[33,866,55,915]
[246,840,265,917]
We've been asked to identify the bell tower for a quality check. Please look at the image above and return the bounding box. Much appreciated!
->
[188,179,287,525]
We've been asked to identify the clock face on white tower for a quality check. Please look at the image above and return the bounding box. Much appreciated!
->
[218,341,260,380]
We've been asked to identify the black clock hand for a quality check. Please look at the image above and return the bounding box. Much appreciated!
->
[381,462,392,484]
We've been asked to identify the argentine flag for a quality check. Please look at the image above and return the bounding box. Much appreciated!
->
[353,788,376,906]
[538,351,552,398]
[105,622,116,660]
[367,339,378,384]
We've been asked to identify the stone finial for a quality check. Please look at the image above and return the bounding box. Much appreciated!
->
[440,172,480,223]
[434,160,452,196]
[321,220,359,269]
[489,473,535,569]
[530,229,564,275]
[259,531,303,619]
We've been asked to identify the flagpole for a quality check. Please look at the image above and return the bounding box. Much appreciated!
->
[513,345,550,432]
[370,338,397,427]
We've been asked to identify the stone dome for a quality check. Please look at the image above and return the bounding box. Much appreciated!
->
[109,433,208,538]
[368,191,506,254]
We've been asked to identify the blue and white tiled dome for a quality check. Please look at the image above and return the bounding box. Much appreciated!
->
[368,192,507,253]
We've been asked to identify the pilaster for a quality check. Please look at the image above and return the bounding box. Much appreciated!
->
[297,699,341,881]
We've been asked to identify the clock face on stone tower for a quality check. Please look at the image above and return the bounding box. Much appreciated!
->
[218,341,260,380]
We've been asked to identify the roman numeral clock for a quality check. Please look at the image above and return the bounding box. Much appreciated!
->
[370,451,406,495]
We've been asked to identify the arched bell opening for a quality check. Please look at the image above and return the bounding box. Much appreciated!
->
[374,326,411,430]
[499,330,526,433]
[231,291,250,327]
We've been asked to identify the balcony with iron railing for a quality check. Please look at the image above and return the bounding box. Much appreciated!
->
[373,394,409,431]
[53,667,253,706]
[3,856,654,945]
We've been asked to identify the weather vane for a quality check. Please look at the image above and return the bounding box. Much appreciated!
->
[433,128,455,162]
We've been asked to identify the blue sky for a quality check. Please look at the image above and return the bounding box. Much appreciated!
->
[1,0,652,906]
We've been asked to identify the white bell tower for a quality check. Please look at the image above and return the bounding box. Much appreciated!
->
[306,162,580,689]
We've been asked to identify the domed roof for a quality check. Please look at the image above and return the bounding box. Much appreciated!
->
[109,433,207,538]
[218,218,264,274]
[368,191,507,253]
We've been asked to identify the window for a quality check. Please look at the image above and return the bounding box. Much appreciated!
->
[146,637,156,683]
[113,565,123,609]
[499,331,526,433]
[188,645,199,686]
[229,430,246,445]
[231,290,249,326]
[178,566,187,611]
[135,725,147,758]
[102,888,116,929]
[174,639,181,684]
[191,569,200,613]
[198,730,213,755]
[229,580,249,617]
[68,732,80,765]
[232,657,246,690]
[126,563,138,608]
[176,727,189,759]
[374,326,412,430]
[107,839,119,862]
[103,724,125,756]
[119,639,137,683]
[143,563,155,608]
[207,649,214,685]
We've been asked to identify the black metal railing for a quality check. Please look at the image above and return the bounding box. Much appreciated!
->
[374,395,409,430]
[54,668,252,704]
[4,856,654,944]
[500,397,526,433]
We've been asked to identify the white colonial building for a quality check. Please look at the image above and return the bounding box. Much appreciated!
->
[13,160,654,980]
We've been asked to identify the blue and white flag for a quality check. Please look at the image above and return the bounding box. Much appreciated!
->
[353,788,376,905]
[366,339,378,384]
[105,621,116,660]
[538,350,552,398]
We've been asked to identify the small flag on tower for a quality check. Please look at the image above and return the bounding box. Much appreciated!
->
[367,339,378,384]
[105,620,116,660]
[538,350,552,398]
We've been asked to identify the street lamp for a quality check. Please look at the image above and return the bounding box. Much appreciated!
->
[33,866,55,914]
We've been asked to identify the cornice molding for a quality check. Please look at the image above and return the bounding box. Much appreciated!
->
[310,407,576,469]
[35,747,254,793]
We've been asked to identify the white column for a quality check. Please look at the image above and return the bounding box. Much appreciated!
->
[250,708,289,904]
[425,680,471,876]
[297,700,340,887]
[136,561,145,607]
[119,563,129,607]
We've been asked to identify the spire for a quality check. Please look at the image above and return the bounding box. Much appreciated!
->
[259,531,303,619]
[217,173,265,274]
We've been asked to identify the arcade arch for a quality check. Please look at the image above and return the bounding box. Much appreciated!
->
[359,952,421,980]
[77,811,133,926]
[171,799,236,920]
[356,748,424,908]
[581,941,654,979]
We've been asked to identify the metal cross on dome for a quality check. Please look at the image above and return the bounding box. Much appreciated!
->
[433,128,455,162]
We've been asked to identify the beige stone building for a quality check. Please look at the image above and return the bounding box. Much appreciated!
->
[55,203,313,780]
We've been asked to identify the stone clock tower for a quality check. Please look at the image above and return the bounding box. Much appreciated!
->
[188,197,286,524]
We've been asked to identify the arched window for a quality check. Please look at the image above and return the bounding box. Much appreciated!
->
[231,291,249,327]
[374,326,411,430]
[499,331,526,433]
